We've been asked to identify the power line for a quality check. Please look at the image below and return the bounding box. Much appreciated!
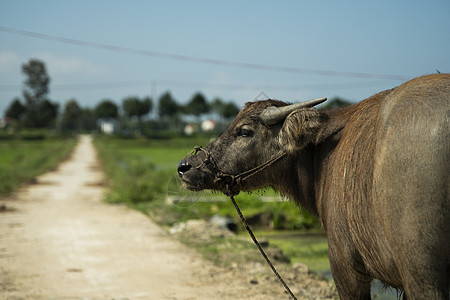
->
[0,78,392,94]
[0,26,413,81]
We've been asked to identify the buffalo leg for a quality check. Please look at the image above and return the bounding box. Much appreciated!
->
[328,243,372,300]
[400,264,449,300]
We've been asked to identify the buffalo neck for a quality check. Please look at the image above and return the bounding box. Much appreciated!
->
[312,96,383,227]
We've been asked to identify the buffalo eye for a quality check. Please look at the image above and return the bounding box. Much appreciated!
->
[237,127,254,137]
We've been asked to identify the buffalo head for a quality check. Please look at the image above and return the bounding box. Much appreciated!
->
[178,97,327,196]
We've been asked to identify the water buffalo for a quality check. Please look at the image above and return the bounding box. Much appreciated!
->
[177,74,450,299]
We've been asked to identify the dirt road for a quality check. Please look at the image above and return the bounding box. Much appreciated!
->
[0,135,335,300]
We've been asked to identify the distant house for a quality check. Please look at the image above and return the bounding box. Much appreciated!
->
[97,118,118,135]
[184,124,196,136]
[184,120,216,135]
[201,119,216,132]
[0,117,13,129]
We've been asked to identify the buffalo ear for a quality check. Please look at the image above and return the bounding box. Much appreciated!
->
[278,108,326,152]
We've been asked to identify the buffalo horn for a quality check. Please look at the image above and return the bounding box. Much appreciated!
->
[259,97,327,125]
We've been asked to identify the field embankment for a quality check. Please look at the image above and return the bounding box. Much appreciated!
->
[0,136,76,196]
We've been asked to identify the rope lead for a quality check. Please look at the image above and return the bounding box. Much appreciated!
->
[189,146,296,298]
[230,195,298,300]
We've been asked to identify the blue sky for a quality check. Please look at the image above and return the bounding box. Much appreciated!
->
[1,0,449,116]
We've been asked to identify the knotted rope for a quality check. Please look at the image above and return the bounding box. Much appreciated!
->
[190,146,286,196]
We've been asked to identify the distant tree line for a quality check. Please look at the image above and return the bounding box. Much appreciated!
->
[3,59,353,137]
[3,59,240,136]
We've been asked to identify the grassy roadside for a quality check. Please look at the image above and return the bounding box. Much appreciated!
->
[0,136,77,196]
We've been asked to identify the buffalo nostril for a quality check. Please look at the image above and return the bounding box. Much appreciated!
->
[177,160,192,177]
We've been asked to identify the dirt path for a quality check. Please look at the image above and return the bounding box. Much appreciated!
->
[0,135,335,300]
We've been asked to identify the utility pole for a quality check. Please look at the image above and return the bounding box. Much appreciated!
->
[151,79,157,119]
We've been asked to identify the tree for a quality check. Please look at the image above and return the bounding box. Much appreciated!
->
[210,97,224,119]
[36,100,59,128]
[79,108,96,131]
[21,59,55,128]
[122,96,152,121]
[94,100,118,119]
[22,59,50,104]
[122,96,140,119]
[122,96,152,135]
[5,98,25,120]
[222,102,240,119]
[321,97,352,109]
[60,99,82,131]
[185,92,210,119]
[140,97,152,120]
[158,92,178,120]
[210,98,239,120]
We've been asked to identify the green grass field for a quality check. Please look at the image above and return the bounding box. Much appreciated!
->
[0,137,77,196]
[257,230,330,273]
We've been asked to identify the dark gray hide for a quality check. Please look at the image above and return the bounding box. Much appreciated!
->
[178,74,450,299]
